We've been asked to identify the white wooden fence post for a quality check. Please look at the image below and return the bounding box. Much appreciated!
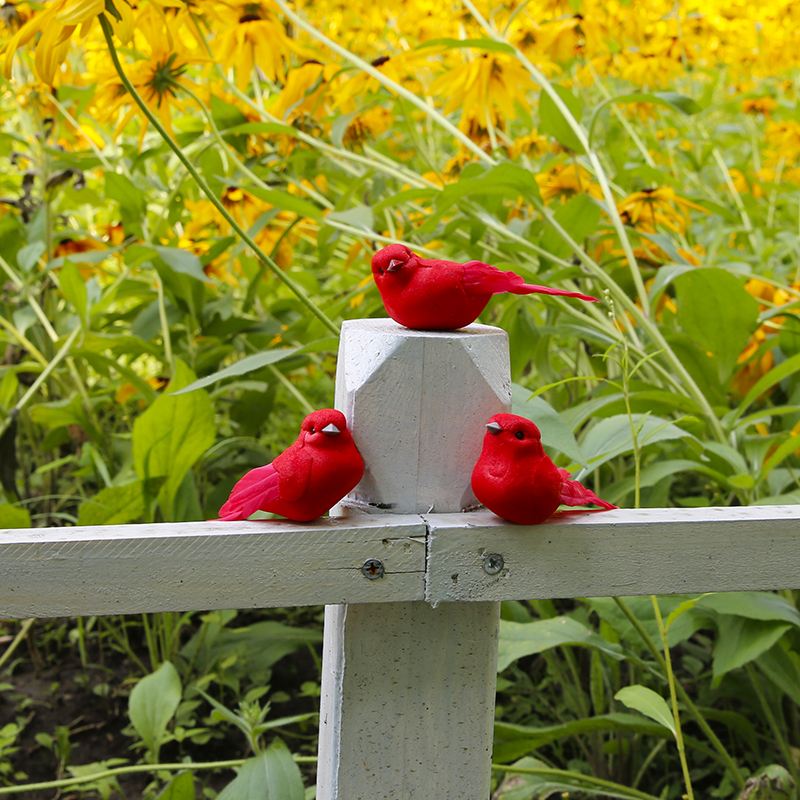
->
[317,319,511,800]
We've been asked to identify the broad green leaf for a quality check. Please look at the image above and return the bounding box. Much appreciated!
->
[761,433,800,477]
[538,85,584,153]
[0,370,18,410]
[586,595,708,650]
[172,346,302,395]
[156,772,195,800]
[511,383,585,465]
[105,172,147,238]
[498,617,625,673]
[539,194,602,263]
[0,504,31,528]
[614,685,676,738]
[577,414,695,478]
[58,260,89,326]
[757,643,800,707]
[674,269,759,383]
[77,481,147,526]
[153,246,208,282]
[17,240,46,272]
[603,459,731,505]
[416,37,515,55]
[129,661,182,757]
[132,360,215,518]
[217,739,304,800]
[712,617,791,678]
[698,592,800,626]
[326,204,374,231]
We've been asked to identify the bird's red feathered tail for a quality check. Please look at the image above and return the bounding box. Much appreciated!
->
[217,463,281,520]
[462,261,597,303]
[557,468,618,510]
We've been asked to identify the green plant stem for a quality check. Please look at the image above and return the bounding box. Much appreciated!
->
[0,755,318,796]
[0,618,34,672]
[612,597,744,788]
[651,596,695,800]
[272,0,495,167]
[267,365,315,415]
[0,326,81,440]
[746,663,800,786]
[98,15,339,337]
[0,315,50,368]
[490,763,661,800]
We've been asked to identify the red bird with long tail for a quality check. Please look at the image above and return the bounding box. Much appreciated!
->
[218,409,364,523]
[471,413,617,525]
[371,244,598,331]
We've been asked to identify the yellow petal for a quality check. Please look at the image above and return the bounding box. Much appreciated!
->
[56,0,104,26]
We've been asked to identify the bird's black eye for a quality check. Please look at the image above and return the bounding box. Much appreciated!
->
[310,427,315,434]
[515,430,524,440]
[377,266,384,274]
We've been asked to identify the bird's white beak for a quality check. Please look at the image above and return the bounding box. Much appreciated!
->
[386,258,404,272]
[486,422,502,434]
[321,423,341,436]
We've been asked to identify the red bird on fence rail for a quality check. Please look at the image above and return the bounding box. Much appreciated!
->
[472,413,617,525]
[218,409,364,522]
[371,244,598,331]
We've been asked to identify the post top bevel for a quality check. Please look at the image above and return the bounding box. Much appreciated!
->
[340,318,507,339]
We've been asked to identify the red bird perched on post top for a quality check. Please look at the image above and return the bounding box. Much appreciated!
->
[218,409,364,523]
[371,244,598,331]
[471,413,618,526]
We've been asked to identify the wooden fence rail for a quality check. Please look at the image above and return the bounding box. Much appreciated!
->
[2,319,799,800]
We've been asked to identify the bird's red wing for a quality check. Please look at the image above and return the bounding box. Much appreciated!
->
[461,261,597,302]
[557,468,619,510]
[272,447,313,502]
[217,463,281,520]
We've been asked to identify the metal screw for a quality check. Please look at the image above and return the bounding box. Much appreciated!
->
[483,553,504,575]
[361,558,385,580]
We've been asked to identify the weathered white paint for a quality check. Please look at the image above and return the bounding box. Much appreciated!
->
[426,505,800,604]
[318,320,510,800]
[0,516,426,618]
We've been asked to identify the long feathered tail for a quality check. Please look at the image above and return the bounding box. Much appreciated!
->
[217,463,281,520]
[557,468,618,510]
[463,261,598,302]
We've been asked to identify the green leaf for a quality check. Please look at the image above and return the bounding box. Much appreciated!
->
[497,617,625,673]
[538,85,584,154]
[105,172,147,238]
[156,772,195,800]
[511,383,586,465]
[739,766,795,800]
[539,194,602,263]
[17,240,46,273]
[712,617,791,678]
[734,352,800,424]
[77,481,149,526]
[326,204,374,231]
[152,246,208,282]
[577,414,695,477]
[665,593,714,631]
[614,685,676,738]
[172,346,302,395]
[58,261,89,327]
[132,360,215,518]
[129,661,182,758]
[758,643,800,707]
[674,269,759,383]
[217,739,304,800]
[697,591,800,627]
[415,37,515,55]
[0,504,31,528]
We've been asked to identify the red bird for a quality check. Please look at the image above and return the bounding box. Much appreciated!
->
[371,244,598,331]
[471,413,617,525]
[218,409,364,523]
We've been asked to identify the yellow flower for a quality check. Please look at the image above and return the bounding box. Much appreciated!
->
[741,97,777,117]
[535,162,602,205]
[428,52,537,132]
[765,120,800,165]
[269,60,338,123]
[617,186,707,234]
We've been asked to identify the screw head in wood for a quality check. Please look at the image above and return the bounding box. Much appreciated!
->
[361,558,385,580]
[483,553,504,575]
